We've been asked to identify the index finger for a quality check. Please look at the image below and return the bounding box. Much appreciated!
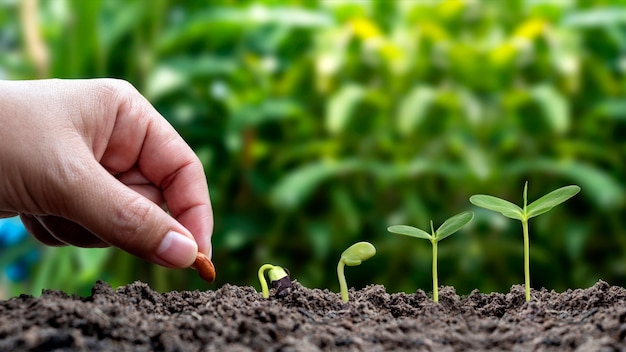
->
[139,115,213,256]
[100,83,213,255]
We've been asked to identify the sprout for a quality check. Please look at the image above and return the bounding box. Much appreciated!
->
[388,211,473,302]
[337,242,376,302]
[258,264,292,298]
[470,182,580,301]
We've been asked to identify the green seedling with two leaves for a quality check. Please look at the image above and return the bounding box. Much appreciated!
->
[470,182,580,301]
[388,211,474,302]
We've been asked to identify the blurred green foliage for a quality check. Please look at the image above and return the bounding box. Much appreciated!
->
[1,0,626,297]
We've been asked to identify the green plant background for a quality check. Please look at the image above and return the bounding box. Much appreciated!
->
[1,0,625,298]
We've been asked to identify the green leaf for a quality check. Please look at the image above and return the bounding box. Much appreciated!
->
[325,84,365,134]
[387,225,432,240]
[396,86,435,135]
[146,55,237,100]
[461,144,491,180]
[270,160,359,209]
[341,242,376,266]
[157,7,333,52]
[267,266,289,282]
[435,211,474,241]
[469,195,524,220]
[594,99,626,120]
[526,185,581,219]
[100,2,146,50]
[563,8,626,28]
[519,159,622,209]
[76,248,113,282]
[523,181,528,210]
[530,84,570,134]
[229,99,300,131]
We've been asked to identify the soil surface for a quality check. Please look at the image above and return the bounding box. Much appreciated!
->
[1,280,626,351]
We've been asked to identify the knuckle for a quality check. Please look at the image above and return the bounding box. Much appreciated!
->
[97,78,135,94]
[95,78,153,122]
[115,196,154,245]
[92,78,139,109]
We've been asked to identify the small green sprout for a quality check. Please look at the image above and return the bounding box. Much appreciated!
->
[388,211,474,302]
[337,242,376,302]
[258,264,292,298]
[470,182,580,302]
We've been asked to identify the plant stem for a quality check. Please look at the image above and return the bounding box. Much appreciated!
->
[258,264,274,298]
[522,219,531,302]
[337,260,348,302]
[432,240,438,303]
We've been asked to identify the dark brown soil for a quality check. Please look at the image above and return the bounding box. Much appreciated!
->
[2,280,626,351]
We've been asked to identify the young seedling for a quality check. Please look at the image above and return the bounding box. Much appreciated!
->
[470,182,580,302]
[258,264,292,298]
[337,242,376,302]
[387,211,474,302]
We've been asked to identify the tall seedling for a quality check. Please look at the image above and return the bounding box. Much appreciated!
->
[470,182,580,301]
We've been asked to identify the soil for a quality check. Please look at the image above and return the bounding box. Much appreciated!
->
[1,280,626,351]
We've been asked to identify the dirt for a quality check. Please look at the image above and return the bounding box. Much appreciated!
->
[1,280,626,351]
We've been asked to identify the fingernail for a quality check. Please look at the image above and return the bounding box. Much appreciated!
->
[156,231,198,267]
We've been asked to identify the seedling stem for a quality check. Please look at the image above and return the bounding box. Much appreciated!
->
[522,219,530,301]
[430,221,439,302]
[337,261,348,302]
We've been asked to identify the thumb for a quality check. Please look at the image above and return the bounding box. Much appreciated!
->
[59,163,198,268]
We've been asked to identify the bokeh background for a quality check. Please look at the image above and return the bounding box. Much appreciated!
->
[1,0,625,299]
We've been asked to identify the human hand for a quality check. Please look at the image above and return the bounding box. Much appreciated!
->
[0,79,212,268]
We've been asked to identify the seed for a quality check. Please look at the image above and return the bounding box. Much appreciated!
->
[191,252,216,283]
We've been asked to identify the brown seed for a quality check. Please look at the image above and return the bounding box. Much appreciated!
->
[191,252,216,283]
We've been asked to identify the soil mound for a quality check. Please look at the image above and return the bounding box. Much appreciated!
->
[1,280,626,351]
